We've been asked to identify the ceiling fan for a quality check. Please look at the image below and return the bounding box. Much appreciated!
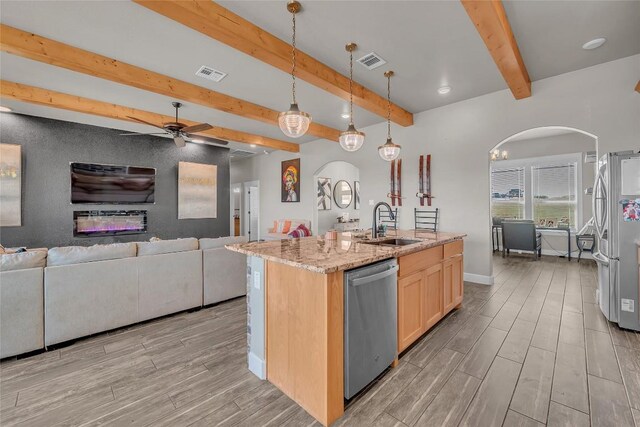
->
[121,102,228,148]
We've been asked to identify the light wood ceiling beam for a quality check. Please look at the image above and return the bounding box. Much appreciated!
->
[0,80,300,153]
[635,80,640,93]
[461,0,531,99]
[133,0,414,127]
[0,24,339,142]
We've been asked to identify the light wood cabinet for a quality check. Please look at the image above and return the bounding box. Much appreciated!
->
[398,271,425,352]
[443,254,463,313]
[397,240,464,353]
[423,263,443,330]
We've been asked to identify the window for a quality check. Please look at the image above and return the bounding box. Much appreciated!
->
[532,162,577,228]
[490,154,581,230]
[491,167,525,220]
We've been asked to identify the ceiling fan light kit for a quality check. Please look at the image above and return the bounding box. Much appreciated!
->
[279,0,312,138]
[378,71,401,161]
[339,42,365,152]
[122,102,225,147]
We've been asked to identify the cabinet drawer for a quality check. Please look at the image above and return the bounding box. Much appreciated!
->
[444,240,463,258]
[399,246,443,277]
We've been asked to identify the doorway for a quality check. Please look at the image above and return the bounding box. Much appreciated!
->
[243,180,260,242]
[230,183,242,236]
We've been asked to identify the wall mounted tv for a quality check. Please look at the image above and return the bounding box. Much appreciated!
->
[70,163,156,204]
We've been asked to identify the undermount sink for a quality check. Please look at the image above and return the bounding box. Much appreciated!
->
[363,238,422,247]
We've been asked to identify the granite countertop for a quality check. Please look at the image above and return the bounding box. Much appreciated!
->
[226,229,467,274]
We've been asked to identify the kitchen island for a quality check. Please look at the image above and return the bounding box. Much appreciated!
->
[226,229,466,426]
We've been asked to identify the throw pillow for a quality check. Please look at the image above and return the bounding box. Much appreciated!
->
[288,224,311,238]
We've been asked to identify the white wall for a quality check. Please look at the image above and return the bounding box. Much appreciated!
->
[230,55,640,280]
[314,161,360,235]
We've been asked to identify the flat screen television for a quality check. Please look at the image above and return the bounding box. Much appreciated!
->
[70,163,156,204]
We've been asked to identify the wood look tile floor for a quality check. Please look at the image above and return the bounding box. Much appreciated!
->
[1,255,639,426]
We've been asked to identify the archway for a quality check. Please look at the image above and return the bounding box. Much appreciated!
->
[488,126,599,276]
[312,161,360,236]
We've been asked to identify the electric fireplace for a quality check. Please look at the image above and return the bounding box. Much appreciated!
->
[73,210,147,237]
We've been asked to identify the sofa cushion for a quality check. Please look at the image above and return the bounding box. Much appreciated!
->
[0,249,47,271]
[47,243,137,266]
[199,236,248,250]
[136,238,199,256]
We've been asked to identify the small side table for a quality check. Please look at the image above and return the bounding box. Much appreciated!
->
[576,234,595,263]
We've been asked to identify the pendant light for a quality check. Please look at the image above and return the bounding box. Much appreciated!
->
[378,71,401,161]
[278,1,311,138]
[339,43,365,152]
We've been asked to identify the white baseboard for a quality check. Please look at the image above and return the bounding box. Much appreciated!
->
[248,351,266,380]
[464,273,494,286]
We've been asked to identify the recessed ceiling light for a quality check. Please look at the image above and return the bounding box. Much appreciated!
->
[438,86,451,95]
[191,139,204,143]
[341,113,350,119]
[0,106,13,112]
[582,38,606,50]
[250,144,257,148]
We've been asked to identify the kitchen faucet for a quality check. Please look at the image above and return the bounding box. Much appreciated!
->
[372,202,395,239]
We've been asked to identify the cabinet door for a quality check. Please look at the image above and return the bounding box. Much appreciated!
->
[442,258,455,313]
[398,271,425,352]
[423,263,443,331]
[452,255,464,306]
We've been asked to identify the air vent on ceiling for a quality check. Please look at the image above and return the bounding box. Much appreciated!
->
[195,65,227,82]
[229,149,256,159]
[356,52,386,70]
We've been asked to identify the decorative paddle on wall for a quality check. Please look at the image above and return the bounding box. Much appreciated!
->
[417,155,433,206]
[388,159,403,206]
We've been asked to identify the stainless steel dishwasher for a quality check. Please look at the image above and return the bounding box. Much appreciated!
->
[344,259,398,399]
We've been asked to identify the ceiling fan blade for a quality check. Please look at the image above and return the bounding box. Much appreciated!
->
[126,116,164,130]
[119,132,168,136]
[173,135,186,148]
[186,134,229,145]
[181,123,213,133]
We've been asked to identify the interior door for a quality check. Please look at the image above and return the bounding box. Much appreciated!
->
[248,186,259,241]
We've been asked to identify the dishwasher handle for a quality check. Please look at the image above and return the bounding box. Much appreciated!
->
[350,265,398,287]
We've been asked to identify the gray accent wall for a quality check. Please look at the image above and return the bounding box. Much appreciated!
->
[0,113,230,248]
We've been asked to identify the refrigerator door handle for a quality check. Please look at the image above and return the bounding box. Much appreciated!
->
[592,250,609,265]
[592,169,607,241]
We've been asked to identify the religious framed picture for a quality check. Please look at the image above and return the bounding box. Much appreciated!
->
[317,177,331,210]
[0,143,22,226]
[178,161,217,219]
[281,158,300,203]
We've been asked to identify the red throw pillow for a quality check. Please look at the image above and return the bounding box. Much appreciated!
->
[288,224,311,238]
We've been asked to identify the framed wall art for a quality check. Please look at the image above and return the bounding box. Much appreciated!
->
[178,161,217,219]
[0,143,22,226]
[281,158,300,203]
[317,177,331,210]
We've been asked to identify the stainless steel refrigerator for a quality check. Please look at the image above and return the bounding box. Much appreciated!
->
[592,151,640,331]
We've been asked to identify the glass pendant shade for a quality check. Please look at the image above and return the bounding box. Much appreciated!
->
[339,123,365,152]
[278,103,311,138]
[378,137,401,161]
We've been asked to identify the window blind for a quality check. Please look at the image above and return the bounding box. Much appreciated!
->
[491,167,525,220]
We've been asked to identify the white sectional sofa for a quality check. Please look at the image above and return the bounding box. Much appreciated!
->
[136,238,202,322]
[0,236,248,357]
[201,236,248,305]
[44,243,139,346]
[0,250,47,358]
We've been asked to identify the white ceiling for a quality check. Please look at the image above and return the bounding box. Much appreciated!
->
[0,1,638,155]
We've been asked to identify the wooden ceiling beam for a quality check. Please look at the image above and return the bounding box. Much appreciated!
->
[0,80,300,153]
[461,0,531,99]
[635,80,640,93]
[0,24,339,142]
[133,0,414,127]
